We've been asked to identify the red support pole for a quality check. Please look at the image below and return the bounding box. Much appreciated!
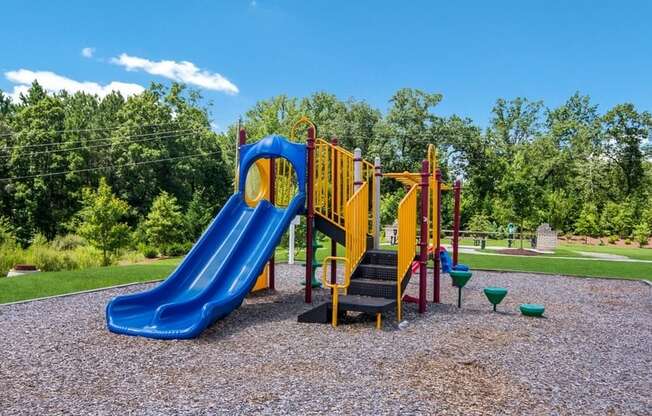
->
[269,157,276,290]
[433,169,442,303]
[237,128,247,189]
[305,127,316,303]
[238,128,247,147]
[330,137,338,285]
[419,160,429,314]
[453,179,461,266]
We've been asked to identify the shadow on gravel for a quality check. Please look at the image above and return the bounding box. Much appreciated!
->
[199,289,326,341]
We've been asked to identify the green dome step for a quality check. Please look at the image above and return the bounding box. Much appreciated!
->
[520,303,545,317]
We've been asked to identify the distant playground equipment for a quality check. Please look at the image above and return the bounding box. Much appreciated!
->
[105,117,547,339]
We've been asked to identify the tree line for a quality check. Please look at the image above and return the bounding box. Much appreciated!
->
[0,82,650,262]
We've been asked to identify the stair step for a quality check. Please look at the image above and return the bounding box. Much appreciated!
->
[362,249,397,266]
[297,302,346,324]
[338,295,396,314]
[352,264,397,281]
[348,278,398,299]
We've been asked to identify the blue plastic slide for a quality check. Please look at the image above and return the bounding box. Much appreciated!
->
[106,135,306,339]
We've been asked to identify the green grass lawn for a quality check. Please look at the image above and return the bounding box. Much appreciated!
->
[557,243,652,261]
[443,237,652,260]
[458,253,651,281]
[0,258,180,304]
[1,239,649,305]
[278,239,651,281]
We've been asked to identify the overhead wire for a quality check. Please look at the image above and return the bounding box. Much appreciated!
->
[0,121,194,139]
[1,127,208,151]
[0,129,203,159]
[0,151,221,182]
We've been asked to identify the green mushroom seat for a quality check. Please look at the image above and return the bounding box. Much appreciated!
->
[449,270,472,288]
[484,287,508,311]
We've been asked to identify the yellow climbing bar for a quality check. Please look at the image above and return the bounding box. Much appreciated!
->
[321,256,350,327]
[383,171,421,187]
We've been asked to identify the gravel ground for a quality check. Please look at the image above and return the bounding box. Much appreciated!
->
[0,265,650,415]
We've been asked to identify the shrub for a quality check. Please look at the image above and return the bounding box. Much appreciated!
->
[119,250,146,264]
[467,213,494,238]
[608,235,619,245]
[0,243,103,275]
[0,216,16,246]
[139,244,158,259]
[624,239,632,245]
[51,234,87,251]
[31,233,49,247]
[633,222,650,248]
[162,242,192,257]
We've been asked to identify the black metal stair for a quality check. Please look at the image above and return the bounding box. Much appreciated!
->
[297,295,395,324]
[314,214,345,245]
[297,249,413,327]
[314,213,375,248]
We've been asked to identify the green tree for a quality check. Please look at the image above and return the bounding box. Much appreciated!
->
[379,88,443,173]
[633,222,650,247]
[499,151,543,248]
[380,188,405,227]
[489,97,543,148]
[144,191,186,253]
[185,189,216,240]
[78,178,131,265]
[601,104,652,196]
[574,203,600,243]
[599,202,621,237]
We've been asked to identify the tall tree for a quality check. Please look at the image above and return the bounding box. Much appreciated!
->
[78,178,132,265]
[601,104,652,196]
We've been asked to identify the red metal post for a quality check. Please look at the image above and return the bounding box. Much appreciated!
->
[238,128,247,146]
[419,160,429,314]
[237,128,247,189]
[269,157,276,290]
[433,169,442,303]
[330,137,338,285]
[305,127,316,303]
[453,179,461,266]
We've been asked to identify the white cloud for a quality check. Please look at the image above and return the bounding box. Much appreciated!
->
[4,69,144,102]
[81,47,95,58]
[111,53,239,95]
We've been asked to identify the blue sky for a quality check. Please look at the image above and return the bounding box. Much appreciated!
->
[1,1,651,131]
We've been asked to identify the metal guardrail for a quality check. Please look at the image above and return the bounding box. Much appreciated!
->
[345,182,369,274]
[396,184,417,321]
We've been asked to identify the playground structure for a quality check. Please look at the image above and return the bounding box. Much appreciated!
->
[106,117,470,339]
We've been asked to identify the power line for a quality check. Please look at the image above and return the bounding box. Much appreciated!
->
[1,127,207,151]
[0,151,220,182]
[1,129,202,159]
[0,121,195,139]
